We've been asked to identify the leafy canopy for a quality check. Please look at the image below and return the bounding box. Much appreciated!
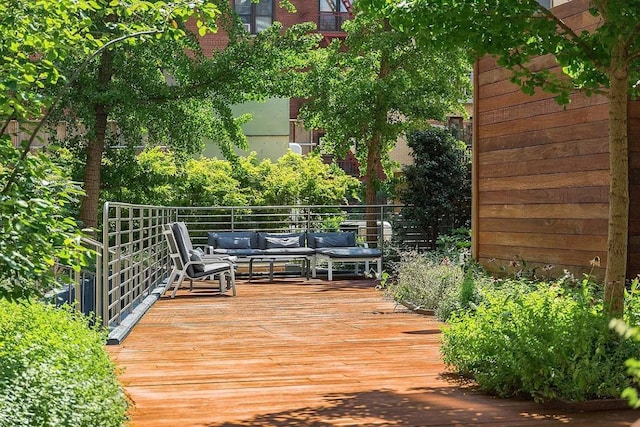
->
[359,0,640,103]
[96,148,361,208]
[299,9,471,196]
[0,0,223,299]
[0,0,222,121]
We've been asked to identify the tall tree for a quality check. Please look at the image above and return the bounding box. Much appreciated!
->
[361,0,640,317]
[298,8,470,240]
[52,2,318,228]
[48,0,223,228]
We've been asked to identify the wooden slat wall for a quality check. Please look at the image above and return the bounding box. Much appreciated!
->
[628,101,640,277]
[475,0,612,278]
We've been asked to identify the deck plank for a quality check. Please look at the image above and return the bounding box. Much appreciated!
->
[107,278,639,426]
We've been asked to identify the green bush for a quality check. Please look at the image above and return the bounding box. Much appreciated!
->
[97,148,361,208]
[0,300,128,426]
[0,139,88,300]
[441,281,640,402]
[398,128,471,248]
[609,278,640,407]
[384,251,464,320]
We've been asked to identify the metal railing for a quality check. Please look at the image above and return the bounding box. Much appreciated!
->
[50,236,103,321]
[98,203,409,335]
[101,203,176,332]
[171,204,401,248]
[58,202,463,341]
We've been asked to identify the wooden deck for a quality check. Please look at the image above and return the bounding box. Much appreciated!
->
[107,277,639,426]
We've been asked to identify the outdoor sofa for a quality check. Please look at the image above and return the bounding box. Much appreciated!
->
[207,230,382,281]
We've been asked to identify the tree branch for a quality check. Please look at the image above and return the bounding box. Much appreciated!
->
[0,109,15,136]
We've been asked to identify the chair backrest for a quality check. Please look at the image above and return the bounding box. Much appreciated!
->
[163,228,186,271]
[170,222,198,276]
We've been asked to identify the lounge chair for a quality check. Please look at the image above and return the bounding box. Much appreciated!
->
[164,222,236,298]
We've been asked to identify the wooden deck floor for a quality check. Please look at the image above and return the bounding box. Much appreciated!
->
[107,277,639,427]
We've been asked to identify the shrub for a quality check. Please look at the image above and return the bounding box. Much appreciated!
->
[609,278,640,407]
[0,300,129,426]
[398,128,471,249]
[436,227,471,257]
[384,251,464,320]
[0,139,88,300]
[441,281,640,402]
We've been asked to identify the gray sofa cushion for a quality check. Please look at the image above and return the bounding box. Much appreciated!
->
[264,236,300,248]
[212,248,263,257]
[208,231,259,249]
[217,236,252,249]
[307,232,356,248]
[263,247,315,256]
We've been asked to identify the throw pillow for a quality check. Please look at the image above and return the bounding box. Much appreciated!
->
[191,247,205,257]
[189,250,205,273]
[265,236,301,249]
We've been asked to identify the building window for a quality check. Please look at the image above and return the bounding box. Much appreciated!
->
[234,0,273,34]
[319,0,350,32]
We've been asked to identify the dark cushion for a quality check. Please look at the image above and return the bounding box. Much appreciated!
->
[315,247,382,258]
[217,236,252,249]
[308,232,356,248]
[208,231,259,249]
[189,249,205,273]
[172,222,194,263]
[258,233,305,250]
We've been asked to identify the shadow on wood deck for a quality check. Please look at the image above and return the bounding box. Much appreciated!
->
[106,277,639,427]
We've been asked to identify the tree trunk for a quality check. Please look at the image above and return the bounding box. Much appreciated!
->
[365,132,382,245]
[364,30,392,246]
[79,50,113,229]
[603,47,629,319]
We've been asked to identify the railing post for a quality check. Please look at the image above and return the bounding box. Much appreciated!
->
[378,205,384,244]
[101,202,110,328]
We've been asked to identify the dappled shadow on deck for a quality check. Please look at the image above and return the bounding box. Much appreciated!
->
[208,387,637,427]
